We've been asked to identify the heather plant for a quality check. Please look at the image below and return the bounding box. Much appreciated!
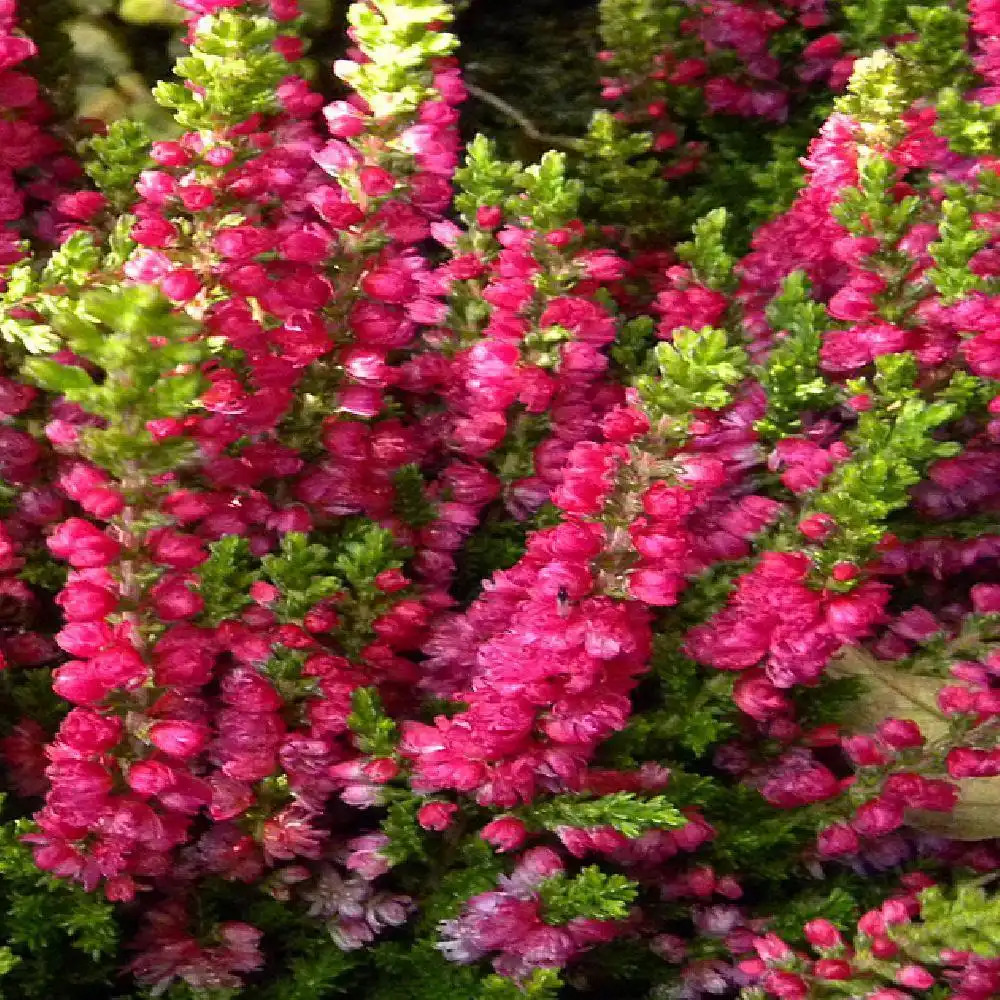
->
[0,0,997,998]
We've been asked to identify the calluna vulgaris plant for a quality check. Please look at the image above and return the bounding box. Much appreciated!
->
[0,0,997,997]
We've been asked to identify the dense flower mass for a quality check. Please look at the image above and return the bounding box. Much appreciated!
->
[0,0,997,998]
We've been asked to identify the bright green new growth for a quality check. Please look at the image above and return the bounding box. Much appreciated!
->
[537,867,638,925]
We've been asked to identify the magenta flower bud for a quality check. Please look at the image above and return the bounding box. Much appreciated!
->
[813,958,852,980]
[754,932,793,963]
[48,519,121,568]
[213,226,273,261]
[896,965,935,989]
[476,205,502,228]
[948,746,1000,778]
[851,797,904,837]
[149,141,189,166]
[938,684,976,715]
[817,823,859,857]
[56,581,117,622]
[359,166,395,196]
[972,583,1000,613]
[362,758,399,783]
[876,717,924,750]
[148,530,207,569]
[841,734,887,767]
[555,825,593,857]
[220,666,283,713]
[761,971,808,999]
[160,268,202,302]
[480,816,527,853]
[149,720,210,759]
[79,486,125,519]
[56,708,122,753]
[126,759,177,797]
[858,909,887,937]
[417,801,457,831]
[202,143,235,166]
[733,672,792,721]
[131,216,177,249]
[628,568,683,606]
[55,621,114,657]
[871,937,899,959]
[150,574,204,621]
[55,191,107,222]
[51,660,109,705]
[135,169,177,205]
[798,512,836,540]
[881,899,912,925]
[804,919,842,950]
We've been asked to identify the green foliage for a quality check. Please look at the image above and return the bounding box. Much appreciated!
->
[453,506,536,601]
[763,875,898,947]
[927,188,998,303]
[537,867,637,924]
[380,797,428,864]
[810,356,965,572]
[935,87,1000,157]
[22,285,207,477]
[333,519,408,596]
[836,50,915,134]
[0,231,112,358]
[636,327,748,421]
[198,536,260,626]
[84,118,151,206]
[745,135,808,225]
[0,805,121,999]
[262,532,342,620]
[242,947,355,1000]
[454,136,584,232]
[598,0,683,78]
[392,464,436,527]
[706,785,828,884]
[792,675,866,730]
[576,111,669,241]
[479,969,563,999]
[675,209,734,292]
[368,940,484,1000]
[894,883,1000,960]
[0,669,69,737]
[347,687,398,758]
[516,152,585,232]
[756,272,838,440]
[454,134,524,223]
[604,663,738,762]
[602,567,745,765]
[343,0,456,119]
[239,892,359,1000]
[153,10,289,130]
[526,792,684,838]
[41,230,103,292]
[416,839,504,929]
[894,4,974,94]
[610,315,656,374]
[833,149,922,243]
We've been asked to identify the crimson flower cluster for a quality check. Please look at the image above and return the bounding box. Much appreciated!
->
[0,0,998,997]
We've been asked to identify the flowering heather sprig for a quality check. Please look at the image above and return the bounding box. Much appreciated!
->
[590,0,973,241]
[748,880,1000,999]
[428,139,626,526]
[1,0,1000,997]
[0,0,93,260]
[439,848,633,981]
[22,287,213,901]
